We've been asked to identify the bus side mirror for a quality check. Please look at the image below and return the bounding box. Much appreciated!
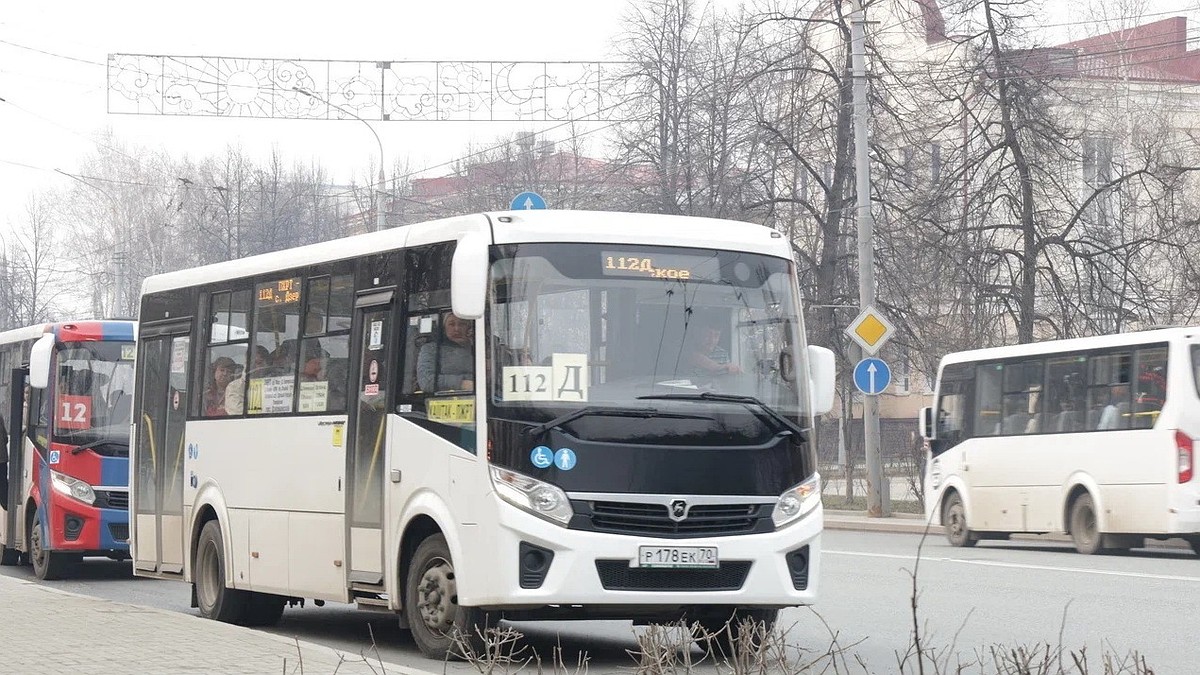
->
[807,345,835,415]
[919,406,934,440]
[451,231,489,321]
[29,333,54,390]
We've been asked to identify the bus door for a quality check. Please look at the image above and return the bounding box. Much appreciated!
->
[346,291,394,586]
[132,322,191,577]
[1,367,28,558]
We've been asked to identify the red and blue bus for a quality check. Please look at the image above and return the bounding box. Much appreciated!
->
[0,321,136,579]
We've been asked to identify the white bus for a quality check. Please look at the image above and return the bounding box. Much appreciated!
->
[919,327,1200,555]
[131,210,835,658]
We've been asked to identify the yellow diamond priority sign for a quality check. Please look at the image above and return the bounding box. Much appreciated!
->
[845,306,894,355]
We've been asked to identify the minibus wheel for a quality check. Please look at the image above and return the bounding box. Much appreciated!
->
[195,520,248,622]
[27,506,79,580]
[404,533,491,660]
[942,492,976,548]
[1068,493,1103,555]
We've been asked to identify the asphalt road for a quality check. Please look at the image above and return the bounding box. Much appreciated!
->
[4,530,1198,673]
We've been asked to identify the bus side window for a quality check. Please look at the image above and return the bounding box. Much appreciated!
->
[974,364,1003,436]
[397,243,475,452]
[932,363,972,456]
[1132,346,1168,429]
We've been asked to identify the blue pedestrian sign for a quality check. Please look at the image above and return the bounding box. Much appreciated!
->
[510,191,547,210]
[553,447,577,471]
[853,358,891,396]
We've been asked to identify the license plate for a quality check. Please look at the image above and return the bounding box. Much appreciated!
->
[636,546,719,569]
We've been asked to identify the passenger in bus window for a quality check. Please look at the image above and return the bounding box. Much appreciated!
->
[204,357,238,417]
[416,312,474,392]
[1097,384,1129,430]
[224,346,268,416]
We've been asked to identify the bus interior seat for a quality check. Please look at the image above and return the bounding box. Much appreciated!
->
[1002,413,1030,435]
[1057,410,1083,432]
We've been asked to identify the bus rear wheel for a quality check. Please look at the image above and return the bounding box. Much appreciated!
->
[28,507,79,580]
[942,492,976,548]
[195,520,248,623]
[404,534,491,660]
[1069,493,1103,555]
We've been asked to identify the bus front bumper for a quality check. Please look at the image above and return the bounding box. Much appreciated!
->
[457,497,822,612]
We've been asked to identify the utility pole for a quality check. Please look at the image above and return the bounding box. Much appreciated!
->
[849,1,888,517]
[293,87,387,232]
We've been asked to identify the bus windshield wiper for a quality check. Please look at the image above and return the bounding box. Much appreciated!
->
[70,438,129,455]
[524,406,715,438]
[635,392,807,441]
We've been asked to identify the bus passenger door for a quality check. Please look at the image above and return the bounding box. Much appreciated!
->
[132,326,191,577]
[346,294,393,586]
[1,367,28,558]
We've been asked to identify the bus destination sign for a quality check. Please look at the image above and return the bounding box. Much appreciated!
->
[601,251,720,282]
[257,277,301,306]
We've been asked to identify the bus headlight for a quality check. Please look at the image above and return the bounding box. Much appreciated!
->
[489,466,573,526]
[50,470,96,505]
[772,473,820,528]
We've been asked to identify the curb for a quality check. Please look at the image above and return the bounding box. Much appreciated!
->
[823,510,1194,551]
[1,574,438,675]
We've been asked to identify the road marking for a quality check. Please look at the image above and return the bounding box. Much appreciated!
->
[825,550,1200,583]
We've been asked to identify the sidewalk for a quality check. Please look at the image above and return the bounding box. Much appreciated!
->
[824,509,1194,551]
[0,574,432,675]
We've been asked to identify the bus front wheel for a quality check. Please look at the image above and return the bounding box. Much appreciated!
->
[195,520,249,622]
[1068,493,1103,555]
[942,492,976,548]
[404,534,491,660]
[28,507,79,580]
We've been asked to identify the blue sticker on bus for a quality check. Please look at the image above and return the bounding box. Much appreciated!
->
[554,448,577,471]
[530,446,553,469]
[48,450,60,465]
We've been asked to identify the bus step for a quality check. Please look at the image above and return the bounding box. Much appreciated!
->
[354,595,393,612]
[350,582,385,593]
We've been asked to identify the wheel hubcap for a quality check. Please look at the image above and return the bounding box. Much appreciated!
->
[417,557,456,634]
[30,523,44,568]
[949,506,965,538]
[198,540,219,609]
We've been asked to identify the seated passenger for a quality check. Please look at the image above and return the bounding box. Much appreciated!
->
[204,357,238,416]
[416,312,474,392]
[1097,384,1129,430]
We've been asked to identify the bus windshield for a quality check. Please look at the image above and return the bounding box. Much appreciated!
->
[488,243,810,427]
[54,341,136,448]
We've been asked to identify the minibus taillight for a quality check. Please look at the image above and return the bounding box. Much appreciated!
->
[1177,431,1194,483]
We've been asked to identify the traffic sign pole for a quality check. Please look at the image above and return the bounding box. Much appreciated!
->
[850,2,888,517]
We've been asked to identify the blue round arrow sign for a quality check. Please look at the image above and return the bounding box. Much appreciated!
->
[853,357,891,395]
[510,191,547,210]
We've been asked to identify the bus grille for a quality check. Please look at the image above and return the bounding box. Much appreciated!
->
[572,500,773,538]
[95,490,129,510]
[595,560,751,591]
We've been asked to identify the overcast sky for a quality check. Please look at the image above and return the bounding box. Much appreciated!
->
[2,0,1197,230]
[0,0,632,227]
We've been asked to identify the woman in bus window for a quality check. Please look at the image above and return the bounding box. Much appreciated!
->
[416,312,474,392]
